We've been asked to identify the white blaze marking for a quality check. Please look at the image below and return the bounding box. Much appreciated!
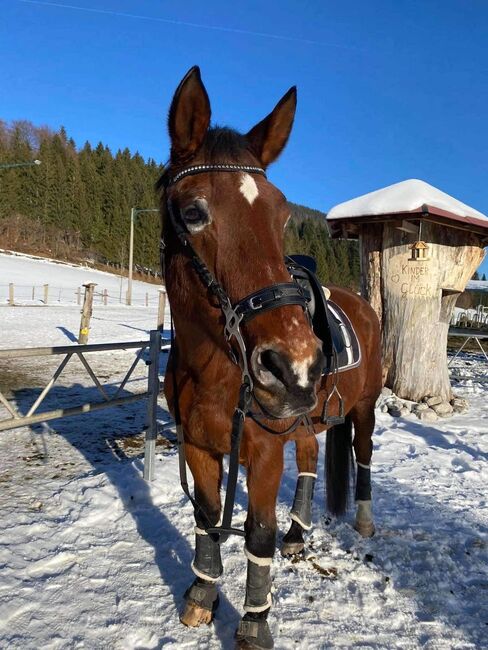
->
[239,173,259,205]
[292,356,313,388]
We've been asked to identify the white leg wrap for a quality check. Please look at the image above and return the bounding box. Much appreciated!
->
[290,512,312,531]
[243,547,273,613]
[191,562,219,582]
[243,593,272,613]
[297,472,318,478]
[244,546,273,566]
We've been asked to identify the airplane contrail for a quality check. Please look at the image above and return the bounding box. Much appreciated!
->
[17,0,359,50]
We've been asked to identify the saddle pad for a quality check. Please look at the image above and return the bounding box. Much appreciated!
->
[323,300,361,374]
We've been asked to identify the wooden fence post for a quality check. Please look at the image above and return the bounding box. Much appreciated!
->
[43,284,49,305]
[78,283,97,344]
[157,290,166,331]
[145,292,149,307]
[32,286,35,301]
[8,283,14,306]
[76,287,81,305]
[103,289,108,306]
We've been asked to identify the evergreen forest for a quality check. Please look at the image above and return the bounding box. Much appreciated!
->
[0,120,360,288]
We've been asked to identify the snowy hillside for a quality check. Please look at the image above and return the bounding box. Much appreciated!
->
[0,250,162,306]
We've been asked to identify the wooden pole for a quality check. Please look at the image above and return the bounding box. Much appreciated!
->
[8,283,14,306]
[76,287,81,305]
[78,283,97,344]
[32,286,35,301]
[103,289,108,306]
[157,290,166,331]
[43,284,49,305]
[145,292,149,307]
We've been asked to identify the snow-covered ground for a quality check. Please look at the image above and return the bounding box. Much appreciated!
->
[0,289,487,648]
[0,250,162,306]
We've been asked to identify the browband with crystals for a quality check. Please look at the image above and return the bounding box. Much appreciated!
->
[169,164,266,186]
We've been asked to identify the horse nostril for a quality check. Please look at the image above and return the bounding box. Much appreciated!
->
[259,349,289,386]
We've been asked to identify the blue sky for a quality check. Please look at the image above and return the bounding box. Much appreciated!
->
[1,0,487,274]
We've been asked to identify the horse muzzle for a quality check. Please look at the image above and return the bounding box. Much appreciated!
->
[250,343,324,418]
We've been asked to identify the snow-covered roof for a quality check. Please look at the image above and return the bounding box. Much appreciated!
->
[327,179,488,224]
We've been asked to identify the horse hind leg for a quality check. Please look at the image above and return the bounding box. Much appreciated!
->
[350,399,376,538]
[281,436,318,556]
[180,444,223,627]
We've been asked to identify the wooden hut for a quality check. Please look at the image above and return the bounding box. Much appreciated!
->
[327,179,488,402]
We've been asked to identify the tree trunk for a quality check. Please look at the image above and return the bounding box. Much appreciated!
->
[359,224,383,326]
[381,221,484,402]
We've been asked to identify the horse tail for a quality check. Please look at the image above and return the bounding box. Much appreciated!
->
[325,415,353,516]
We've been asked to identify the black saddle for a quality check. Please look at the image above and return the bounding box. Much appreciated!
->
[286,255,361,375]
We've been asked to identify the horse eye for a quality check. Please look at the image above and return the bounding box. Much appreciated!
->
[182,205,203,224]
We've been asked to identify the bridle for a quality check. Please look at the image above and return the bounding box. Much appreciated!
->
[162,163,314,542]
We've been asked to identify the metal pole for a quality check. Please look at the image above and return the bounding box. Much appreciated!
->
[144,330,160,481]
[128,207,135,305]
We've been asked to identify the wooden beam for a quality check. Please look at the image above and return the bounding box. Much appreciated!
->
[394,219,419,234]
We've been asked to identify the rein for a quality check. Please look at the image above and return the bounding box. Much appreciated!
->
[164,163,312,543]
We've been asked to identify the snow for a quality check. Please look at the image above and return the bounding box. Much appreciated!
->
[467,280,488,293]
[0,250,163,306]
[1,258,487,649]
[327,179,488,222]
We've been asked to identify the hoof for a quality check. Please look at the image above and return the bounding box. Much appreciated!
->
[180,601,213,627]
[235,617,274,649]
[354,520,375,538]
[281,541,304,557]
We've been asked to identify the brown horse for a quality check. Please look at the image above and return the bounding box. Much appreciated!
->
[159,67,382,649]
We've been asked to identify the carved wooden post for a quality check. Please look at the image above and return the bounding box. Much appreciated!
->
[79,282,97,344]
[328,179,488,402]
[157,290,166,331]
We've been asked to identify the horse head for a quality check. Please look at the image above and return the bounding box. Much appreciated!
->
[160,66,324,419]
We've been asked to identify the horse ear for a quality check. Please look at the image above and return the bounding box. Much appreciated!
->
[168,66,211,163]
[246,87,297,167]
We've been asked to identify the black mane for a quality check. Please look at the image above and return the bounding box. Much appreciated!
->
[156,126,255,192]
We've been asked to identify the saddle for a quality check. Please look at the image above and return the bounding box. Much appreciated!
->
[286,255,361,376]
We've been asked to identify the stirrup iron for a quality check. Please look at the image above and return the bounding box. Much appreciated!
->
[321,385,345,425]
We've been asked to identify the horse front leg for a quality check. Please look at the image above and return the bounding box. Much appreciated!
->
[236,437,283,650]
[281,436,318,556]
[180,442,223,627]
[351,399,375,537]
